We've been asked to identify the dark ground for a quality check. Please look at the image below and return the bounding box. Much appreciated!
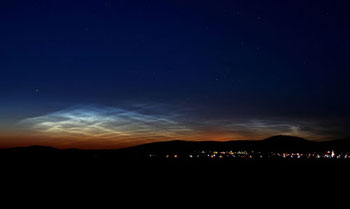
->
[1,152,349,202]
[1,139,350,200]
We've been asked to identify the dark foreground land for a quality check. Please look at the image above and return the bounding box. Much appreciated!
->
[1,149,350,201]
[1,152,350,194]
[1,136,350,191]
[0,137,350,184]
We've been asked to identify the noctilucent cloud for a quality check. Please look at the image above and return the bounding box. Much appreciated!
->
[0,0,349,148]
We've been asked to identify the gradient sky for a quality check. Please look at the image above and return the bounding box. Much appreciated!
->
[1,0,349,149]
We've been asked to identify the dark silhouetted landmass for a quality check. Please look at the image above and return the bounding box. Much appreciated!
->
[124,135,350,155]
[1,135,350,188]
[2,135,350,160]
[1,135,350,170]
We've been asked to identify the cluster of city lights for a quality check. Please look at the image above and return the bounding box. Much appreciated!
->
[149,150,350,160]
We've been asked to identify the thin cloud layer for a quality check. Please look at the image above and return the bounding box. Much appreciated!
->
[17,104,346,148]
[20,104,194,147]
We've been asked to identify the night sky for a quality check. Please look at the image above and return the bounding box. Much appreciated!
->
[1,0,349,149]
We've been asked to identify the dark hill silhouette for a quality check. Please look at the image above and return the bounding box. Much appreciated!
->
[257,135,318,152]
[122,135,350,155]
[124,135,320,154]
[1,136,350,188]
[1,136,350,160]
[319,138,350,152]
[124,139,257,155]
[263,135,309,143]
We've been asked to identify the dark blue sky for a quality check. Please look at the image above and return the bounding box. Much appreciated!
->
[1,0,349,148]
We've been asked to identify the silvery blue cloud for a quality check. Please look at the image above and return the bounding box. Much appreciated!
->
[17,104,344,148]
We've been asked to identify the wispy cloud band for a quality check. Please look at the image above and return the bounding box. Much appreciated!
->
[16,103,348,148]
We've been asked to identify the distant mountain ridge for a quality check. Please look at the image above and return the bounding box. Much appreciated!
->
[125,135,350,154]
[1,135,350,154]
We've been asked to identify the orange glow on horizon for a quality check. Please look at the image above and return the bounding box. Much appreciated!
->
[0,130,315,150]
